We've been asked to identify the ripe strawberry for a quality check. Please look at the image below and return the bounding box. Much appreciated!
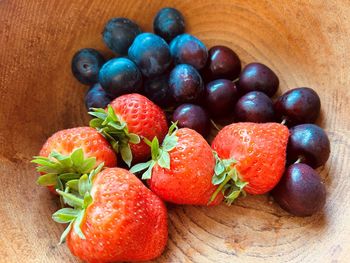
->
[32,127,117,192]
[89,93,168,166]
[131,124,223,205]
[211,122,289,204]
[53,167,168,263]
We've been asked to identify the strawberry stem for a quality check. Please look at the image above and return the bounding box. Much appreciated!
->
[208,174,231,204]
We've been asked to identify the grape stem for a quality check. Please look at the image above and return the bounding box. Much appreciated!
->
[210,119,221,131]
[295,156,304,164]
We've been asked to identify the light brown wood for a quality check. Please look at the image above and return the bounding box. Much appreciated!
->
[1,0,350,262]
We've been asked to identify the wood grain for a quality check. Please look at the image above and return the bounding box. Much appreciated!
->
[1,0,350,262]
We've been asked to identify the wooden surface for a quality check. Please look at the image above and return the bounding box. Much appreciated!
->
[1,0,350,262]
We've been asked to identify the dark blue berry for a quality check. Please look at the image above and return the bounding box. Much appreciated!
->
[71,48,105,85]
[102,18,142,55]
[153,7,185,42]
[170,33,208,70]
[85,83,111,110]
[128,33,172,78]
[144,74,173,107]
[169,64,204,103]
[98,58,142,99]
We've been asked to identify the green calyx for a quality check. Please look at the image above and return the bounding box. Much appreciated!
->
[209,152,248,205]
[130,122,178,179]
[89,105,141,167]
[52,162,103,244]
[31,148,97,191]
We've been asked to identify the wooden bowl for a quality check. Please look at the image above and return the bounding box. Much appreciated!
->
[1,0,350,262]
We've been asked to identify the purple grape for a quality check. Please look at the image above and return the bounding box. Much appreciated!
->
[287,124,330,168]
[234,91,275,122]
[202,45,241,81]
[237,62,279,97]
[172,104,210,136]
[275,87,321,125]
[271,163,326,217]
[205,79,239,117]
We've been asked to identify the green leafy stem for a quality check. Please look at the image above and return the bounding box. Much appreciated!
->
[130,122,178,179]
[89,105,140,167]
[209,152,248,205]
[31,148,98,192]
[52,163,103,244]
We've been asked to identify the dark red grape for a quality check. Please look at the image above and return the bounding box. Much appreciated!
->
[153,7,185,42]
[205,79,239,117]
[237,62,279,97]
[172,104,210,136]
[169,64,204,103]
[202,45,241,81]
[144,74,174,107]
[102,17,142,55]
[275,87,321,125]
[98,58,142,99]
[271,163,326,217]
[71,48,105,85]
[234,91,275,122]
[287,124,330,168]
[170,34,208,70]
[85,83,111,110]
[128,33,172,78]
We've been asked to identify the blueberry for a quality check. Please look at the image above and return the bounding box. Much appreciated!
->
[275,87,321,125]
[153,7,185,42]
[85,83,112,110]
[128,33,172,78]
[173,103,210,137]
[271,163,326,217]
[144,74,174,107]
[287,124,330,168]
[102,17,142,55]
[202,45,241,81]
[170,33,208,70]
[169,64,204,103]
[234,91,275,123]
[238,62,279,97]
[71,48,105,85]
[205,79,239,117]
[98,58,142,99]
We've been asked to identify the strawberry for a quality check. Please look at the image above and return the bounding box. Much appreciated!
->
[31,127,117,192]
[53,167,168,263]
[131,124,223,205]
[89,93,168,166]
[210,122,289,204]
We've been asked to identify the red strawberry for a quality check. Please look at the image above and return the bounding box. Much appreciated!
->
[89,93,168,166]
[53,167,168,263]
[32,127,117,192]
[131,124,223,205]
[211,122,289,204]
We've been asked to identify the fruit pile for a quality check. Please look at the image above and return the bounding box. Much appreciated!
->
[32,7,331,263]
